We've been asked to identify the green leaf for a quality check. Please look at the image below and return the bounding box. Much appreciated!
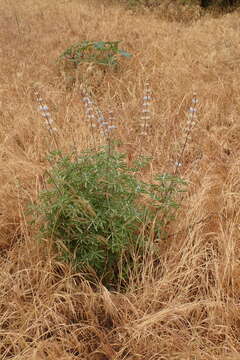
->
[93,41,106,49]
[118,50,132,57]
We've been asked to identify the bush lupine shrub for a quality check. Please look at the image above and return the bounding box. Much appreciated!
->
[32,87,198,289]
[32,146,186,288]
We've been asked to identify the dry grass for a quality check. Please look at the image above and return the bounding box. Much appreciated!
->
[1,0,240,358]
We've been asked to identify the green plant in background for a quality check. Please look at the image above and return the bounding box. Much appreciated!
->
[59,40,132,68]
[58,40,132,92]
[32,146,186,289]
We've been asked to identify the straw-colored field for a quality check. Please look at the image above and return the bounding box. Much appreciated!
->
[1,0,240,358]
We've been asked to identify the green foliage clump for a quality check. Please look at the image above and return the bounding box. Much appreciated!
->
[59,40,132,68]
[32,147,186,288]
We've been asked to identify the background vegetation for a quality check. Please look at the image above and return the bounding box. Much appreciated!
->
[0,0,240,359]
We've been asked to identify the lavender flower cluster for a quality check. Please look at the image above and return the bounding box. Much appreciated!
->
[82,94,117,137]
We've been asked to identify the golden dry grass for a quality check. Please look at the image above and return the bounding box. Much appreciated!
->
[1,0,240,358]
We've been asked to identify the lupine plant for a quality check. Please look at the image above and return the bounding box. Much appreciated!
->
[31,86,198,289]
[32,148,186,288]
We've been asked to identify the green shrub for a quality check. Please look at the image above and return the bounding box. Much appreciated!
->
[32,146,186,288]
[58,40,132,68]
[58,40,132,92]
